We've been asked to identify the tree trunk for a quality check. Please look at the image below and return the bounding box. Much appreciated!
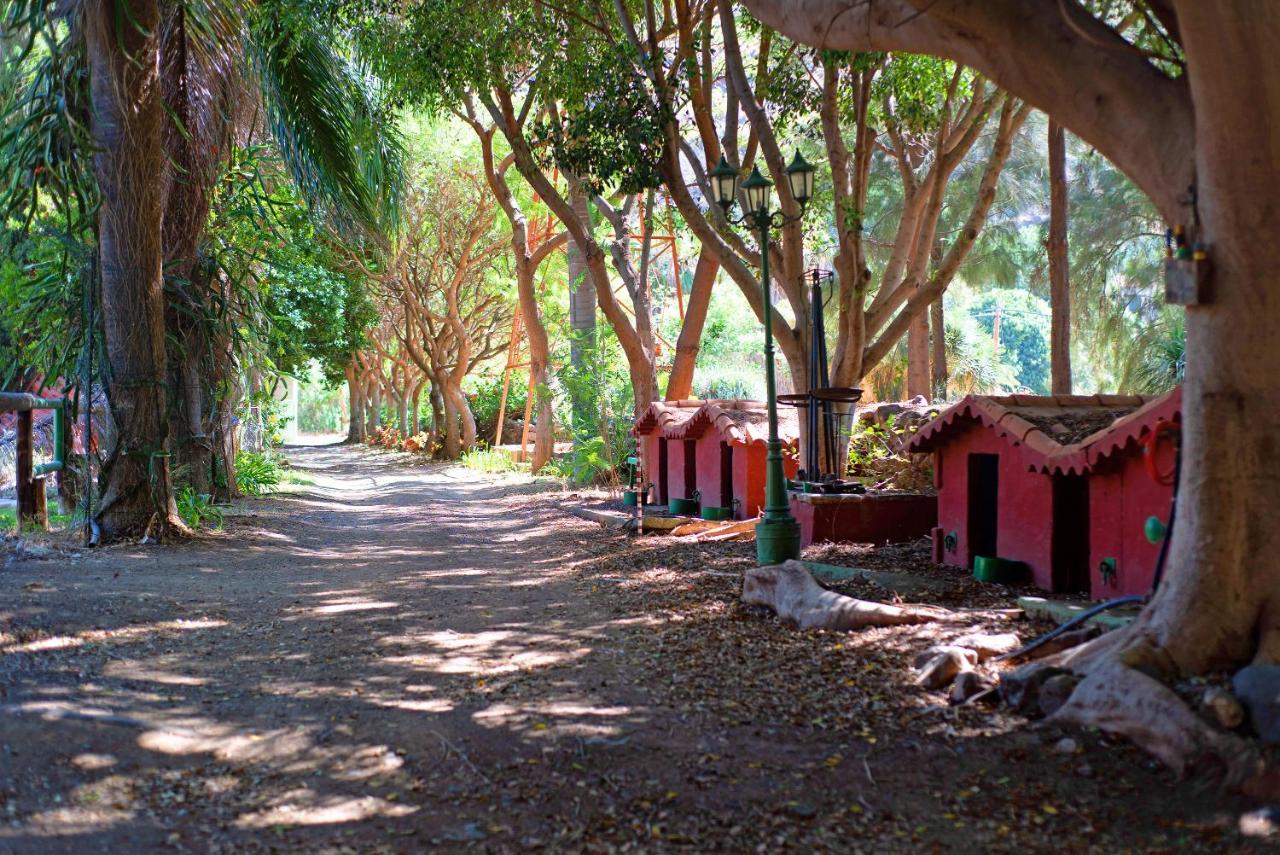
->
[441,385,461,458]
[345,360,366,443]
[1112,7,1280,676]
[395,387,408,436]
[367,381,381,436]
[742,0,1280,786]
[906,305,930,399]
[518,261,556,473]
[666,250,720,401]
[1048,119,1072,395]
[930,297,947,400]
[177,344,212,495]
[409,378,422,436]
[86,0,180,539]
[428,380,444,455]
[567,184,597,433]
[211,362,239,502]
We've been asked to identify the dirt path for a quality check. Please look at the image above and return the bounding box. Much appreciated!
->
[0,444,1268,852]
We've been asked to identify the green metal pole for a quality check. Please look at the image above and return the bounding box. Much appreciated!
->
[755,215,801,565]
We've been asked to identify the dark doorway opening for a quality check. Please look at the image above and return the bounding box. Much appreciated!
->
[967,453,999,567]
[683,439,698,501]
[1052,474,1091,592]
[658,439,669,504]
[719,442,734,509]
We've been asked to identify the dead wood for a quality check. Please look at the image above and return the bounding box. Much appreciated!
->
[742,560,951,632]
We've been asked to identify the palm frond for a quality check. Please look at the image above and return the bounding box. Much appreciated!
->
[248,5,404,240]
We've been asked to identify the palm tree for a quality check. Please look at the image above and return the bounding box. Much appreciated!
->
[2,0,403,538]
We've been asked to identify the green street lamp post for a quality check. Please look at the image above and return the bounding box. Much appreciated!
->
[708,150,817,565]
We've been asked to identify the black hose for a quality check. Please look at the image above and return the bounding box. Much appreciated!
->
[995,595,1144,663]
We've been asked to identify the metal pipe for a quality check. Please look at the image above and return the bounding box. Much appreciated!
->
[0,392,62,412]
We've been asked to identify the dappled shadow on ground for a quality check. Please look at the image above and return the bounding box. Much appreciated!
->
[0,444,1267,851]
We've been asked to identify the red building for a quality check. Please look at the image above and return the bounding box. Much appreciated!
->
[908,389,1180,599]
[634,400,798,519]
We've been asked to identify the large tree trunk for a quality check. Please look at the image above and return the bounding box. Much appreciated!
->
[1104,7,1280,676]
[1048,119,1072,395]
[441,383,463,458]
[742,0,1280,788]
[666,250,720,401]
[428,379,444,455]
[409,377,423,436]
[86,0,180,539]
[210,342,239,503]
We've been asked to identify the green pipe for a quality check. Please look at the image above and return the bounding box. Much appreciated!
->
[30,401,67,475]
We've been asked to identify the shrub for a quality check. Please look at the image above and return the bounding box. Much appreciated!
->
[177,487,223,529]
[459,446,516,474]
[235,450,283,496]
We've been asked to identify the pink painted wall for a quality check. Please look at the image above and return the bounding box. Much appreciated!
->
[791,493,937,547]
[1088,453,1171,599]
[666,439,695,502]
[694,436,726,509]
[932,424,1055,590]
[638,433,663,504]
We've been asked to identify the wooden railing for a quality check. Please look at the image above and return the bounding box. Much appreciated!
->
[0,393,66,530]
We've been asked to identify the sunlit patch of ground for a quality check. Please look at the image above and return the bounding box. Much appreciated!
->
[0,444,1268,852]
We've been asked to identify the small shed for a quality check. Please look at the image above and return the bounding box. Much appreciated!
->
[634,399,798,518]
[908,390,1180,598]
[1038,388,1182,598]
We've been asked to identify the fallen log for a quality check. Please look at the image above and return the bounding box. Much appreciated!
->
[670,520,731,537]
[692,519,758,542]
[742,560,952,632]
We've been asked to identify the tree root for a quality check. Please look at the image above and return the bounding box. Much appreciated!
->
[743,560,952,631]
[1049,657,1262,787]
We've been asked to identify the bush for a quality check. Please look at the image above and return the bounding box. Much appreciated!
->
[177,487,223,529]
[846,415,934,492]
[468,374,527,442]
[459,446,516,473]
[235,450,283,496]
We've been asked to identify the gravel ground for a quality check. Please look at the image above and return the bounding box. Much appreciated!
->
[0,443,1271,852]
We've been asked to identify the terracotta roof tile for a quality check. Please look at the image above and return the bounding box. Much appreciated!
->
[907,391,1166,472]
[634,399,799,447]
[1037,387,1181,475]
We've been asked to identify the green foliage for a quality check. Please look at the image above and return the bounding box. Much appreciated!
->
[0,507,75,533]
[298,371,346,434]
[177,487,224,530]
[459,446,516,474]
[971,290,1051,395]
[467,373,527,442]
[203,143,378,384]
[555,328,633,486]
[530,44,672,195]
[871,53,971,135]
[0,2,99,387]
[235,450,284,495]
[1132,311,1185,394]
[250,0,405,237]
[846,414,934,491]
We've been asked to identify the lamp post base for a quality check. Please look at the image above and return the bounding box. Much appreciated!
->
[756,513,801,565]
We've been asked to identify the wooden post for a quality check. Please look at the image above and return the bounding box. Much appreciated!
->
[33,478,48,530]
[16,409,34,528]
